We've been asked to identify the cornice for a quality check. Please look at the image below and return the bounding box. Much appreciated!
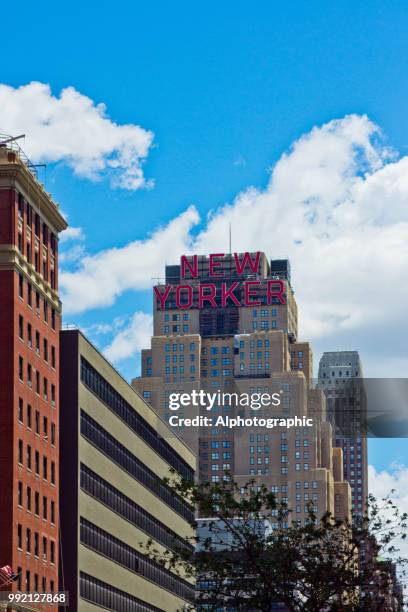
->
[0,161,68,234]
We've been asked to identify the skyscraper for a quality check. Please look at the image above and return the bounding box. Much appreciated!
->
[0,136,67,595]
[317,351,368,516]
[133,252,351,524]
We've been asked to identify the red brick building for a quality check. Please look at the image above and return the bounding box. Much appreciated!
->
[0,139,67,597]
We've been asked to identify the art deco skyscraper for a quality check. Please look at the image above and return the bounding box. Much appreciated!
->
[133,252,351,524]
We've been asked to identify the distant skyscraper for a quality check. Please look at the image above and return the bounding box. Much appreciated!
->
[133,252,351,524]
[317,351,368,516]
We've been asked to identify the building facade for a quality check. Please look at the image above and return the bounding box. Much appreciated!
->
[133,253,351,525]
[60,329,196,611]
[0,138,67,597]
[317,351,368,516]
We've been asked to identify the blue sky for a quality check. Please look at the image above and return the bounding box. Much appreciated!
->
[1,1,408,475]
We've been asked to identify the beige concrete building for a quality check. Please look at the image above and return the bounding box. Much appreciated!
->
[60,329,195,611]
[133,253,351,525]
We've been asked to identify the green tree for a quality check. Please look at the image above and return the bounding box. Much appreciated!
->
[144,474,407,611]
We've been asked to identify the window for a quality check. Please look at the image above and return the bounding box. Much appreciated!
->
[26,528,31,553]
[80,357,193,481]
[27,363,32,387]
[43,496,48,520]
[50,541,55,564]
[19,274,24,298]
[35,492,40,515]
[51,308,56,330]
[35,291,40,314]
[18,440,23,464]
[35,410,40,434]
[35,451,40,475]
[25,571,31,592]
[18,315,24,339]
[18,398,23,422]
[43,456,48,480]
[27,445,32,469]
[80,411,192,521]
[28,283,32,307]
[43,338,48,362]
[51,422,55,445]
[27,322,32,348]
[80,465,191,555]
[18,481,23,506]
[43,416,48,439]
[19,356,23,381]
[17,524,22,549]
[51,501,55,524]
[35,371,40,394]
[42,537,47,560]
[51,461,55,485]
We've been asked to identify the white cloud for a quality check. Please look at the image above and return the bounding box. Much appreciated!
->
[60,114,408,374]
[59,244,86,264]
[60,205,198,313]
[84,316,128,338]
[104,312,153,362]
[60,226,85,242]
[0,82,153,190]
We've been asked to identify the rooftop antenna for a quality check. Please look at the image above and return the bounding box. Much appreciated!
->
[0,133,25,146]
